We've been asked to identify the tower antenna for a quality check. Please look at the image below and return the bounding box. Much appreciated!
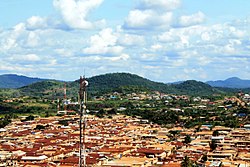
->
[79,76,88,167]
[64,83,67,111]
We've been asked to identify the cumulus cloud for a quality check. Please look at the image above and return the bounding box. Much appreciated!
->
[0,23,26,52]
[123,0,177,30]
[138,0,181,11]
[1,1,250,82]
[117,34,145,46]
[26,31,40,47]
[26,16,49,30]
[178,11,206,27]
[124,10,172,30]
[53,0,104,30]
[83,28,124,55]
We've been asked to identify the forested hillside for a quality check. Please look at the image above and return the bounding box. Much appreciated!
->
[0,73,247,98]
[0,74,46,88]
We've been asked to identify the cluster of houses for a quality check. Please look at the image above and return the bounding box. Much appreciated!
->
[1,90,250,166]
[0,114,250,167]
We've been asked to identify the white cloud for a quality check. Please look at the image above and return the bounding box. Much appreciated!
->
[125,9,152,28]
[25,54,41,61]
[158,30,177,42]
[55,48,73,57]
[83,28,124,55]
[123,0,177,30]
[124,9,172,30]
[229,26,245,38]
[49,59,57,66]
[197,56,212,66]
[0,23,26,51]
[118,34,145,46]
[201,32,211,41]
[2,38,17,51]
[173,59,187,67]
[53,0,104,29]
[141,53,158,60]
[26,31,40,47]
[223,44,236,54]
[138,0,181,11]
[183,68,207,80]
[26,16,48,30]
[8,54,41,62]
[0,63,34,72]
[179,11,206,27]
[13,23,26,34]
[78,54,130,64]
[106,54,130,62]
[151,44,162,51]
[0,1,250,82]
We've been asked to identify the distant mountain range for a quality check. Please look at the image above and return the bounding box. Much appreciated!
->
[0,73,249,98]
[206,77,250,88]
[0,74,46,88]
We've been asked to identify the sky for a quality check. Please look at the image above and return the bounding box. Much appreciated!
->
[0,0,250,82]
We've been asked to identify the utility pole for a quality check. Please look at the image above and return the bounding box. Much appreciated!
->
[79,76,88,167]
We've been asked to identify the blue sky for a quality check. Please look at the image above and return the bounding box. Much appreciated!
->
[0,0,250,82]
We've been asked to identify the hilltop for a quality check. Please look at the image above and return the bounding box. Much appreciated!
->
[1,73,248,98]
[206,77,250,88]
[11,73,226,98]
[0,74,46,88]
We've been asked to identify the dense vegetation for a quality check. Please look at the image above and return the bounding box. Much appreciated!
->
[0,74,46,88]
[0,72,249,130]
[19,80,65,98]
[0,73,249,99]
[0,98,57,117]
[172,80,224,96]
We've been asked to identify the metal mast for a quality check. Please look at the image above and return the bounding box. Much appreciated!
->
[79,76,88,167]
[64,83,67,111]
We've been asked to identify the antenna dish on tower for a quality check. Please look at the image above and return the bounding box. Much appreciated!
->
[83,80,88,86]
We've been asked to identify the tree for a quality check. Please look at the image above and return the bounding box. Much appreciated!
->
[107,108,117,115]
[169,130,180,141]
[35,125,46,130]
[45,110,50,117]
[210,140,217,151]
[96,109,105,118]
[181,156,193,167]
[58,120,69,126]
[201,154,207,162]
[24,115,35,121]
[183,135,192,145]
[169,130,180,136]
[212,130,219,136]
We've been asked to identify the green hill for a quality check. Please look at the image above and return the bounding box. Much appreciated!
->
[64,73,174,98]
[86,73,174,94]
[172,80,224,96]
[0,74,46,88]
[14,73,228,98]
[19,80,65,98]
